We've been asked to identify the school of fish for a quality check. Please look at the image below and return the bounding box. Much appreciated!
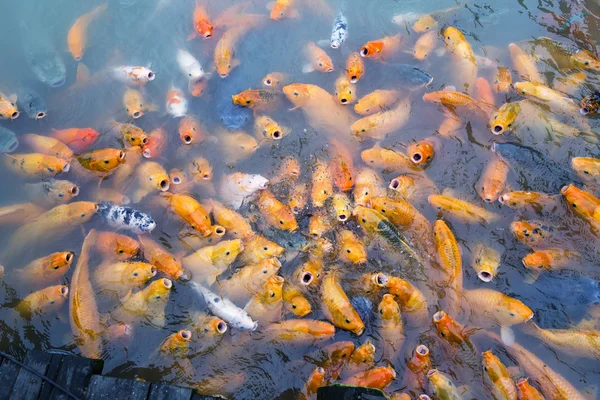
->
[1,0,600,399]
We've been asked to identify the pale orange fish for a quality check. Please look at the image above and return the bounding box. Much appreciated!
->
[132,161,169,202]
[166,86,187,117]
[429,194,499,224]
[406,139,435,168]
[352,98,411,140]
[353,168,384,206]
[305,367,327,397]
[464,288,533,326]
[112,121,148,147]
[4,153,70,178]
[308,209,332,238]
[343,365,396,390]
[331,193,352,221]
[123,88,157,119]
[329,140,355,192]
[244,275,285,324]
[162,192,212,236]
[238,234,284,264]
[523,322,600,359]
[96,231,140,262]
[321,271,364,335]
[354,89,401,115]
[311,160,333,207]
[282,283,312,317]
[50,128,99,152]
[268,0,299,20]
[288,182,309,214]
[345,341,376,377]
[266,319,335,342]
[218,258,281,304]
[24,180,79,207]
[494,66,513,93]
[333,75,355,104]
[189,1,213,39]
[0,92,19,119]
[522,248,579,272]
[94,261,156,295]
[179,116,208,145]
[188,157,213,183]
[361,144,414,172]
[561,184,600,220]
[159,330,192,357]
[376,294,405,360]
[471,243,501,283]
[477,157,509,203]
[208,199,254,239]
[516,378,545,400]
[13,251,74,286]
[403,345,431,393]
[508,43,543,84]
[262,72,287,89]
[214,25,251,78]
[346,52,364,83]
[67,4,108,61]
[473,77,495,108]
[303,42,334,73]
[482,350,518,400]
[337,229,367,264]
[434,220,462,312]
[114,278,173,327]
[254,115,288,140]
[16,285,69,317]
[498,191,555,209]
[386,276,428,325]
[413,31,437,60]
[571,157,600,184]
[360,34,403,61]
[444,27,477,87]
[21,134,73,161]
[142,127,167,158]
[257,189,298,232]
[69,230,102,358]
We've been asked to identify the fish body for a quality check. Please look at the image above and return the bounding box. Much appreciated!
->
[257,190,298,232]
[219,130,258,163]
[472,243,500,282]
[14,252,74,286]
[25,179,79,207]
[17,88,47,119]
[524,322,600,359]
[482,350,518,400]
[352,98,411,140]
[490,102,522,135]
[376,294,405,359]
[219,172,269,210]
[0,92,19,119]
[491,142,581,192]
[434,219,462,289]
[95,231,140,262]
[413,31,437,60]
[219,258,281,304]
[244,275,284,323]
[116,278,172,327]
[112,66,156,86]
[344,365,397,390]
[330,13,348,49]
[508,43,543,83]
[214,25,249,78]
[22,134,73,161]
[303,41,334,73]
[338,229,367,264]
[522,248,578,272]
[239,235,284,264]
[571,157,600,183]
[19,20,66,87]
[428,195,499,224]
[142,128,166,158]
[138,236,186,280]
[464,288,533,326]
[69,230,102,358]
[580,92,600,116]
[433,311,479,372]
[516,378,545,400]
[97,202,156,233]
[311,160,333,207]
[191,282,257,330]
[94,261,156,295]
[511,220,556,248]
[321,271,364,335]
[361,144,414,171]
[164,193,212,235]
[478,157,509,202]
[360,34,403,61]
[282,283,311,316]
[232,89,280,111]
[166,87,188,117]
[191,1,213,39]
[77,148,125,174]
[67,3,108,61]
[17,285,69,317]
[0,127,19,153]
[182,239,243,285]
[266,319,335,341]
[494,66,512,93]
[50,128,99,152]
[354,90,401,115]
[514,81,579,114]
[159,330,191,358]
[404,345,431,393]
[427,369,464,400]
[5,153,69,178]
[561,184,600,222]
[346,52,364,83]
[123,89,156,119]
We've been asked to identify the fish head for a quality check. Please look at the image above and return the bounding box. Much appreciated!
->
[407,141,434,166]
[168,168,185,186]
[212,239,243,267]
[147,168,170,192]
[315,53,335,73]
[346,54,363,83]
[580,94,600,116]
[263,275,285,304]
[65,201,98,222]
[350,340,376,364]
[190,79,208,97]
[443,27,465,51]
[77,128,100,147]
[262,72,285,89]
[256,236,285,259]
[283,84,311,108]
[188,157,212,181]
[40,285,69,313]
[145,278,172,303]
[0,99,19,120]
[522,251,552,271]
[325,341,355,366]
[351,117,377,137]
[111,234,141,260]
[126,262,156,285]
[200,316,228,336]
[378,294,400,321]
[43,252,74,277]
[360,41,383,58]
[31,55,67,88]
[334,78,354,105]
[341,238,367,264]
[432,310,465,345]
[496,296,534,325]
[413,14,437,32]
[513,81,535,98]
[238,174,269,193]
[270,1,289,20]
[287,294,311,316]
[179,117,201,145]
[571,50,600,71]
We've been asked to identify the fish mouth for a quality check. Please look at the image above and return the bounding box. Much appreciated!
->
[216,320,228,334]
[337,213,347,221]
[300,271,314,286]
[118,151,126,160]
[74,56,82,62]
[132,111,141,119]
[36,112,46,119]
[478,271,493,282]
[11,111,19,120]
[150,266,157,277]
[62,163,71,173]
[426,369,438,378]
[374,273,389,287]
[179,269,192,282]
[183,134,193,144]
[483,196,493,203]
[490,142,498,153]
[389,179,400,190]
[51,78,66,88]
[65,252,74,263]
[432,311,445,322]
[143,149,152,158]
[580,107,589,115]
[493,125,504,134]
[180,330,192,340]
[171,176,181,184]
[163,278,173,288]
[498,194,507,204]
[219,74,228,79]
[6,139,18,153]
[272,130,282,139]
[411,152,423,164]
[147,71,155,81]
[326,68,334,72]
[60,286,69,297]
[340,98,348,104]
[354,326,365,336]
[416,344,429,356]
[350,75,357,83]
[159,179,170,191]
[214,226,226,236]
[360,47,369,57]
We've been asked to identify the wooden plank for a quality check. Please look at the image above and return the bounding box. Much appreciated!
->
[148,383,193,400]
[37,353,64,400]
[9,351,53,400]
[0,356,22,398]
[48,355,103,400]
[87,375,151,400]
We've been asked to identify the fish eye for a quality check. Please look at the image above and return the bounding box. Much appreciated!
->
[189,73,192,76]
[509,312,515,317]
[292,304,297,309]
[585,61,590,66]
[280,12,284,16]
[293,91,299,96]
[204,327,209,333]
[319,63,323,67]
[263,269,268,274]
[226,251,230,256]
[345,318,351,324]
[572,203,577,208]
[447,36,450,39]
[133,272,138,277]
[270,292,275,297]
[155,295,161,299]
[104,160,109,164]
[521,90,526,95]
[118,249,124,254]
[80,213,86,217]
[246,100,251,104]
[346,249,351,253]
[53,266,59,270]
[58,193,64,197]
[361,129,366,132]
[440,331,446,337]
[279,220,284,224]
[50,301,55,305]
[362,218,366,223]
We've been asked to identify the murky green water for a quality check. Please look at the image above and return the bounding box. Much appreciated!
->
[0,0,600,399]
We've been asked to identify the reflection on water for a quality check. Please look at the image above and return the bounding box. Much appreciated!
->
[1,0,600,398]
